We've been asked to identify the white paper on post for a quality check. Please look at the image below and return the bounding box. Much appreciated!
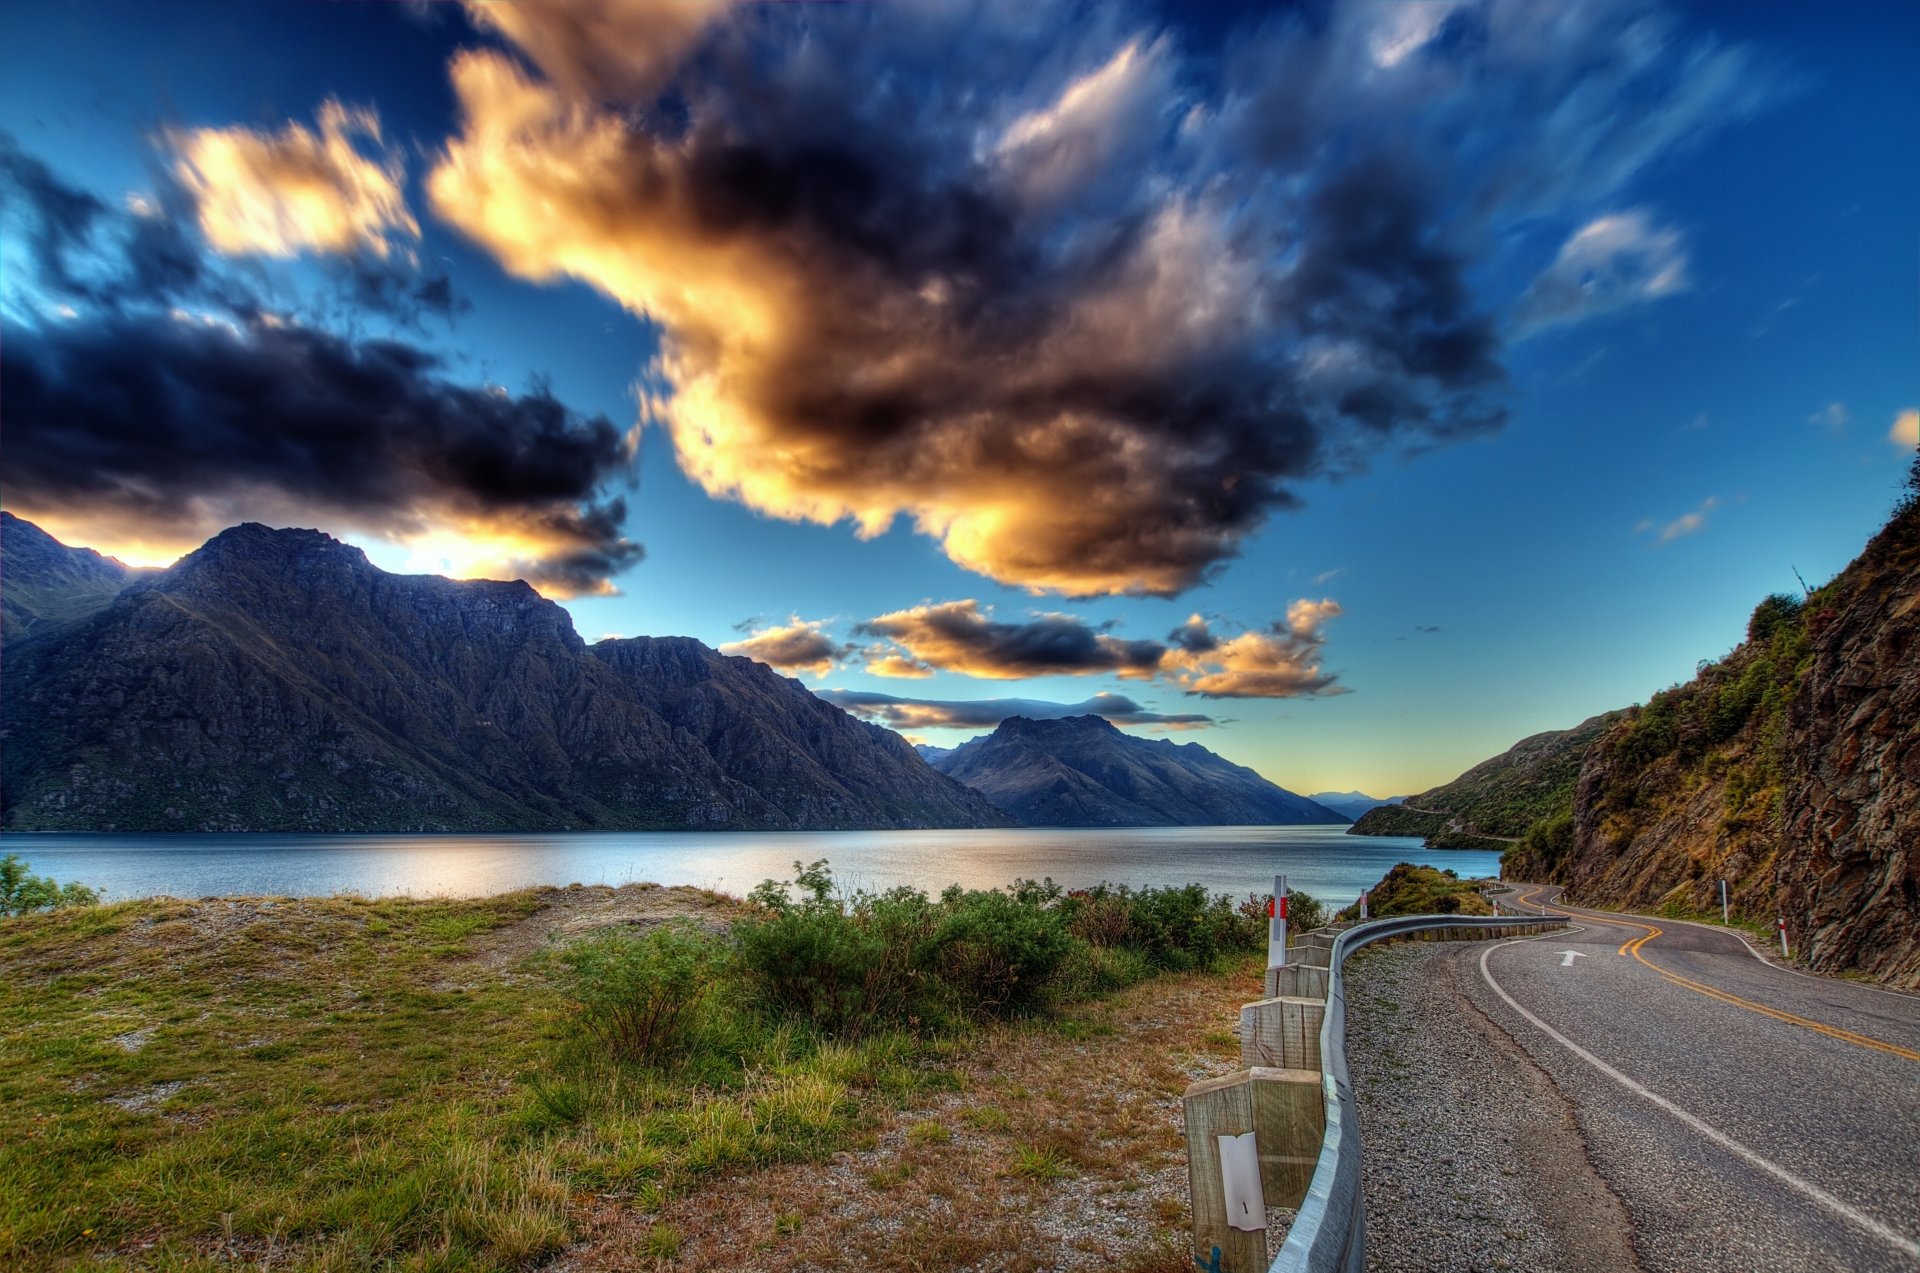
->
[1217,1131,1267,1231]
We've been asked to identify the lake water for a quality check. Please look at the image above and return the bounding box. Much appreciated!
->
[1,826,1497,907]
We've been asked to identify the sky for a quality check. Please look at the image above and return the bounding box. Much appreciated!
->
[2,0,1916,798]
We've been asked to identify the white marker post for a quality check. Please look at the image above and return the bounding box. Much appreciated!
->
[1720,879,1729,924]
[1778,915,1789,959]
[1268,874,1288,969]
[1359,889,1369,921]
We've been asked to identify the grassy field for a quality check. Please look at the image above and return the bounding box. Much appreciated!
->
[1,880,1261,1271]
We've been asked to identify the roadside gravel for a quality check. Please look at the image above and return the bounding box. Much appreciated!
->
[1344,940,1641,1273]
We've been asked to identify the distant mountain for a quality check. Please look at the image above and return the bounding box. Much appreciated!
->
[0,510,146,640]
[926,715,1348,827]
[1306,790,1405,821]
[913,742,958,765]
[0,521,1009,832]
[1347,713,1621,848]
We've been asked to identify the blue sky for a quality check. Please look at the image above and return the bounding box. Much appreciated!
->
[3,0,1915,796]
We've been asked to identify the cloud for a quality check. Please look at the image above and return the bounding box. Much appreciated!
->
[1891,408,1920,449]
[1416,624,1442,634]
[424,0,1769,597]
[819,690,1216,732]
[461,0,731,102]
[856,600,1165,680]
[0,311,641,595]
[1637,495,1721,546]
[170,100,418,260]
[0,134,108,297]
[1161,600,1344,698]
[719,618,851,676]
[1809,402,1848,433]
[1516,210,1689,333]
[848,598,1344,699]
[867,653,935,680]
[1166,614,1219,655]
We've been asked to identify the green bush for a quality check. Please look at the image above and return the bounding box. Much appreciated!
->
[929,888,1074,1019]
[734,864,1262,1036]
[556,922,719,1066]
[1237,889,1326,934]
[0,854,99,916]
[737,867,938,1036]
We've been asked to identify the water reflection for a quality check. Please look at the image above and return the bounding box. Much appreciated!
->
[3,826,1500,909]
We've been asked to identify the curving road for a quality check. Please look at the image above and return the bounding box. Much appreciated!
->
[1464,884,1920,1272]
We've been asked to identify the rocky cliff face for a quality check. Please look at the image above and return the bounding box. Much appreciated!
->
[0,522,1007,832]
[929,714,1345,827]
[1508,502,1920,987]
[0,511,143,640]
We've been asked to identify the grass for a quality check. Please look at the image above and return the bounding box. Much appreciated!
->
[2,882,1264,1271]
[0,890,924,1271]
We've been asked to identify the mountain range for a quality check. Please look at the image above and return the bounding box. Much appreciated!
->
[0,519,1007,832]
[924,715,1348,827]
[1305,790,1405,821]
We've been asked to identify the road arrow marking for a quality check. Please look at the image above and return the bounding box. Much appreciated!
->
[1558,950,1586,967]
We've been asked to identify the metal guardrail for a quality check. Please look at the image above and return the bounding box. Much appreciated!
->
[1268,912,1567,1273]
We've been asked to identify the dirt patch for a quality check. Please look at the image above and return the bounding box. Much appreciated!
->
[551,962,1263,1273]
[454,883,750,978]
[107,1080,186,1113]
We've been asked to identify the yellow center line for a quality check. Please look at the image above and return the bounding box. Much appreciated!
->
[1524,888,1920,1065]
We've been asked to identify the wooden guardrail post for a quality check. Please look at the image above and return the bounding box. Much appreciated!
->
[1184,1068,1325,1272]
[1240,996,1326,1071]
[1264,963,1330,999]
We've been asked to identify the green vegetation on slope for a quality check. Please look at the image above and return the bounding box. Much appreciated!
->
[1336,863,1494,920]
[1347,713,1619,850]
[0,866,1265,1271]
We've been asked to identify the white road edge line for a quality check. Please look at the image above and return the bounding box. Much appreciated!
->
[1478,936,1920,1261]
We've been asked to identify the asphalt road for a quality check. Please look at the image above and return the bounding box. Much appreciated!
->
[1464,884,1920,1272]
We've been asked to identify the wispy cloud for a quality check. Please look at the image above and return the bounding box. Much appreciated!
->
[1516,210,1690,334]
[1636,496,1722,546]
[818,690,1215,732]
[1808,402,1848,433]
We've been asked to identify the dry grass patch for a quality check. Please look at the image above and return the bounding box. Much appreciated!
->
[556,955,1261,1272]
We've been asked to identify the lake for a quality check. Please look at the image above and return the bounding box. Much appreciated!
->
[1,826,1497,907]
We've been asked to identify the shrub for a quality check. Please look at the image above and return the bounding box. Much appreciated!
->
[1238,889,1326,934]
[1747,593,1805,645]
[736,865,938,1036]
[0,854,99,916]
[556,922,718,1066]
[929,888,1074,1019]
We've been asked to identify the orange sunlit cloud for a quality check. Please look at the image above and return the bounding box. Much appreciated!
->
[170,100,417,259]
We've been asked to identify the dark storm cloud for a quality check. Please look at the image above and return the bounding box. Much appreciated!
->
[1,312,640,596]
[819,690,1216,732]
[1,137,615,593]
[429,0,1771,597]
[856,601,1166,680]
[0,134,109,298]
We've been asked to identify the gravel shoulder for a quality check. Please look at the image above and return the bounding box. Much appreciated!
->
[1345,940,1641,1273]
